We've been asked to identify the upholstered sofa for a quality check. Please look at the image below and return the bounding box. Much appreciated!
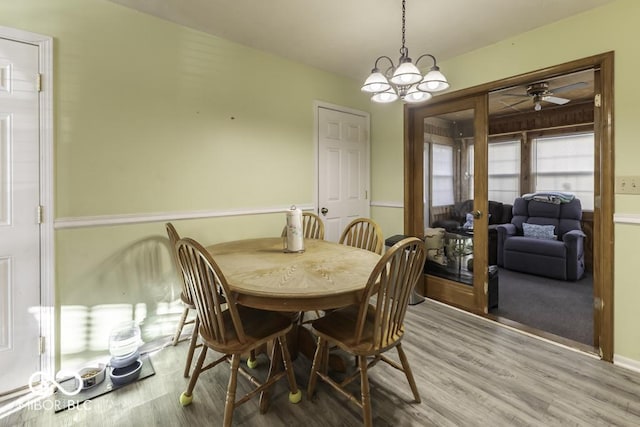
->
[432,199,513,265]
[496,197,585,281]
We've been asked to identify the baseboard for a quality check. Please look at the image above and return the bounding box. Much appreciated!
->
[613,354,640,373]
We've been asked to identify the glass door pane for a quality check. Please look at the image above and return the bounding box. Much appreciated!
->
[420,97,489,313]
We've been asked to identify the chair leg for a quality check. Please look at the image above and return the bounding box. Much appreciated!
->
[183,316,200,377]
[172,307,189,346]
[247,349,258,369]
[180,345,208,406]
[321,338,330,376]
[358,355,372,427]
[307,336,326,398]
[223,354,241,427]
[259,338,282,413]
[278,335,301,403]
[396,343,421,403]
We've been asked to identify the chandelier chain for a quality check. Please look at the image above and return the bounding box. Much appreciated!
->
[400,0,406,56]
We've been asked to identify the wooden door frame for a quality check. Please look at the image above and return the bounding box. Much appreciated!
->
[0,25,55,387]
[404,52,614,361]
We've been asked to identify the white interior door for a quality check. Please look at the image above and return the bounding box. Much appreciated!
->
[317,106,370,242]
[0,37,41,394]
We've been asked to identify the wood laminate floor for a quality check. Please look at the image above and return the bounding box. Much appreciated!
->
[3,299,640,426]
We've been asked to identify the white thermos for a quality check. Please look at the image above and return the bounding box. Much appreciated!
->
[284,205,305,253]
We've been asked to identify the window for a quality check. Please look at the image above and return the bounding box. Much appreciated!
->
[432,144,454,206]
[532,133,594,210]
[488,140,521,204]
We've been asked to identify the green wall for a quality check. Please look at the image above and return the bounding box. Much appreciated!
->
[3,0,640,367]
[0,0,375,367]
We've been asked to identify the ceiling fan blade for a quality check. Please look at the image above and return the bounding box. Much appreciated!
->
[543,95,571,105]
[551,81,588,94]
[502,93,529,97]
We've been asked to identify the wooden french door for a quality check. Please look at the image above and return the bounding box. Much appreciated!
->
[405,95,489,314]
[404,53,614,361]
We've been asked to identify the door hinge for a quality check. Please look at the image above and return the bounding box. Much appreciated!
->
[37,205,43,224]
[39,336,45,355]
[594,93,601,107]
[36,73,42,92]
[365,190,368,200]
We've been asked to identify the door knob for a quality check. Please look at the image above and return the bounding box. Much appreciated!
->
[473,210,482,219]
[320,207,328,215]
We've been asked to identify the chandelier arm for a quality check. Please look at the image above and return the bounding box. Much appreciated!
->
[414,53,437,68]
[373,55,396,73]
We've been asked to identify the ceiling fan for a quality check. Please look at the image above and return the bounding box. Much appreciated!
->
[502,81,588,111]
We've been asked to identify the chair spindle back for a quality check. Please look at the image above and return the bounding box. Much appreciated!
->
[339,218,384,255]
[355,237,426,349]
[175,238,246,346]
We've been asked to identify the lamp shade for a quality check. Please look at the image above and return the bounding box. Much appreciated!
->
[404,85,432,103]
[361,71,391,93]
[371,88,399,103]
[417,67,449,92]
[390,61,422,86]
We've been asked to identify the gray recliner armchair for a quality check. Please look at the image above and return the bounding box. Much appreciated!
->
[496,197,586,281]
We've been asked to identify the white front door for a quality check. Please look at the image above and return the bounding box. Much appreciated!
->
[317,106,370,242]
[0,37,41,394]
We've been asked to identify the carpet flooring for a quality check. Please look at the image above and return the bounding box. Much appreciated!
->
[490,268,594,345]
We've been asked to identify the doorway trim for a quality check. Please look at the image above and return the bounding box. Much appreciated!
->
[0,26,55,381]
[404,52,614,361]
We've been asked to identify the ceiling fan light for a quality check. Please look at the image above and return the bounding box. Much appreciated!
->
[390,61,422,86]
[404,85,432,103]
[371,88,399,103]
[362,71,391,93]
[417,67,450,92]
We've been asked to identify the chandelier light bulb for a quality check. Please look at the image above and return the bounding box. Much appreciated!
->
[390,61,422,86]
[404,85,433,103]
[361,71,391,93]
[417,67,450,92]
[371,88,399,103]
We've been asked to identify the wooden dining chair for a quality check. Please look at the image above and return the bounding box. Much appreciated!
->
[166,222,201,377]
[338,217,383,255]
[307,237,427,427]
[175,237,302,426]
[281,211,325,239]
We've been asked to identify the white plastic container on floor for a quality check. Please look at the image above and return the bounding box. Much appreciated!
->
[108,321,143,357]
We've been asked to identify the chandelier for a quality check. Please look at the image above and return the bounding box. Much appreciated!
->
[361,0,449,104]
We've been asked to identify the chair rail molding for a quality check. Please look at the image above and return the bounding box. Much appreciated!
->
[370,200,404,208]
[55,204,315,229]
[613,213,640,225]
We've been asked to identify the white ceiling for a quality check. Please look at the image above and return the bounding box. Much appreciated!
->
[108,0,614,82]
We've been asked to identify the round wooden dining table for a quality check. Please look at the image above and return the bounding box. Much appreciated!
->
[206,237,381,312]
